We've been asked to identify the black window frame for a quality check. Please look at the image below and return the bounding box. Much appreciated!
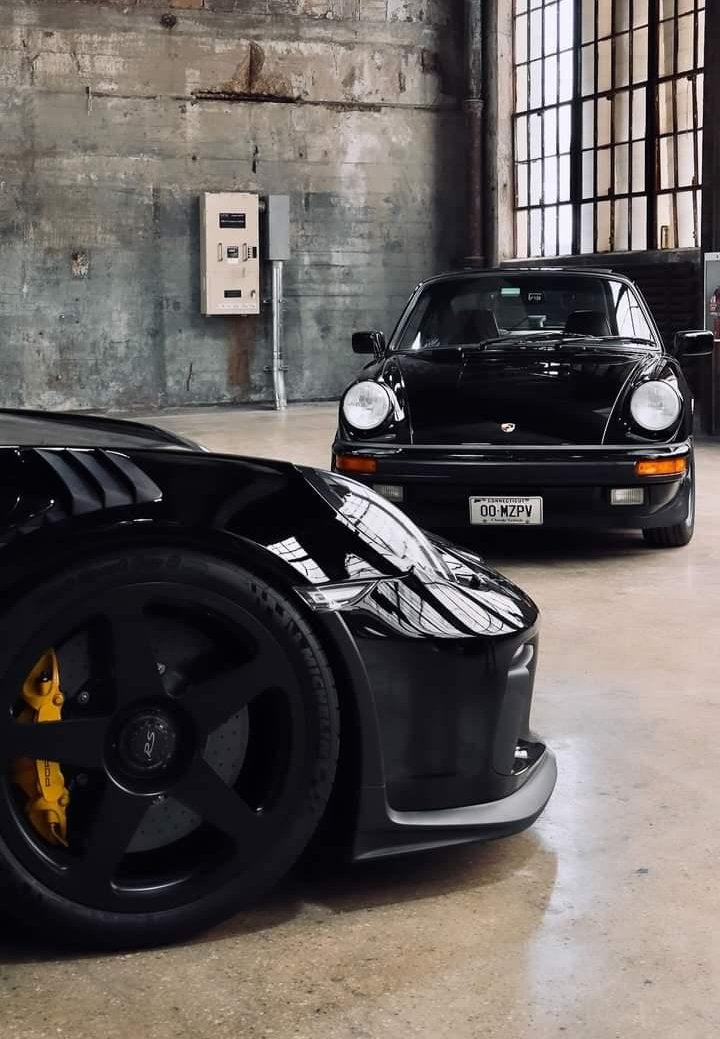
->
[512,0,706,259]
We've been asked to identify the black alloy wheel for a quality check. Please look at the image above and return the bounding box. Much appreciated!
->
[0,549,340,948]
[642,462,695,548]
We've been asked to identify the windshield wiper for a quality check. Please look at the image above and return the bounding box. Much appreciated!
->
[478,333,593,347]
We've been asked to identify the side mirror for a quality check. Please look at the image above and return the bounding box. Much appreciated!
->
[674,330,714,359]
[352,330,386,356]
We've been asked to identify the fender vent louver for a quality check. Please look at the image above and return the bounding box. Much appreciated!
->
[31,449,162,519]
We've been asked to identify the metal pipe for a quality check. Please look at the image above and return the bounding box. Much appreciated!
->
[482,0,499,267]
[464,0,485,267]
[271,259,287,410]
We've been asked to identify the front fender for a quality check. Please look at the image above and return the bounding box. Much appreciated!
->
[603,355,691,444]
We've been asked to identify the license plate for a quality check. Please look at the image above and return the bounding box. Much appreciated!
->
[469,495,544,526]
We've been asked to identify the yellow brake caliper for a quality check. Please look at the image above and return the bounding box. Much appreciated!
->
[12,650,71,847]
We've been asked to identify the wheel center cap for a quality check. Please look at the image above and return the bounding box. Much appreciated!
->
[117,710,178,774]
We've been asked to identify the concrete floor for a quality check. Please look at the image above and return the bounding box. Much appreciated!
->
[3,403,720,1039]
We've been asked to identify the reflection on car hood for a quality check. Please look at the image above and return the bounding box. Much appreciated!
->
[393,341,658,445]
[0,409,199,450]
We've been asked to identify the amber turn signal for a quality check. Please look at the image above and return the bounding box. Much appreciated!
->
[634,457,688,477]
[335,454,378,475]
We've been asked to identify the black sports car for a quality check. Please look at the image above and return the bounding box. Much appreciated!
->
[333,268,713,547]
[0,409,555,948]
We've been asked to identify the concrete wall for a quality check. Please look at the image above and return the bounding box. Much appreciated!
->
[0,0,464,410]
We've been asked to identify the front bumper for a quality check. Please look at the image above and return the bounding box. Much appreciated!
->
[332,439,692,531]
[305,540,555,858]
[353,748,557,861]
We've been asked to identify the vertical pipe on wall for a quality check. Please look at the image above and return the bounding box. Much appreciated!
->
[702,0,720,432]
[482,0,499,268]
[464,0,485,266]
[271,260,287,411]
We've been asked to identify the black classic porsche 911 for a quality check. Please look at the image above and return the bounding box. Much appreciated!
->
[0,409,555,948]
[333,268,713,547]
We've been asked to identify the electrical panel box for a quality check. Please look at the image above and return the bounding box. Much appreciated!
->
[200,192,260,315]
[266,195,291,261]
[705,252,720,342]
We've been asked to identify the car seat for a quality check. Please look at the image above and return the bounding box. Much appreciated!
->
[447,308,500,344]
[564,310,612,337]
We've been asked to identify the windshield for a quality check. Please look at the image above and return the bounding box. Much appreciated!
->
[393,273,660,352]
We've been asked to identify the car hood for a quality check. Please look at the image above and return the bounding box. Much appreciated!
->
[0,409,199,450]
[389,343,660,445]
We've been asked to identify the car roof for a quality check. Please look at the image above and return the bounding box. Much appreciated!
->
[419,266,628,289]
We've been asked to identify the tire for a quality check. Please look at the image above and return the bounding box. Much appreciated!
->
[0,547,340,949]
[642,465,695,548]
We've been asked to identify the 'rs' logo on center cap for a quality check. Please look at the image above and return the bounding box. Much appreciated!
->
[500,423,516,433]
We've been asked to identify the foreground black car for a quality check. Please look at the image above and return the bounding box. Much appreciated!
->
[333,268,713,547]
[0,409,555,948]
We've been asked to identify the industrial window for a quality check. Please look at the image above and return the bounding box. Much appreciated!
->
[513,0,706,258]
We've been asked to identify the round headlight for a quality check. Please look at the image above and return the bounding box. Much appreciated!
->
[342,381,392,431]
[630,381,681,432]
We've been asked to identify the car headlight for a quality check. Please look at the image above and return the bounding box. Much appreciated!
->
[342,381,392,431]
[630,381,681,432]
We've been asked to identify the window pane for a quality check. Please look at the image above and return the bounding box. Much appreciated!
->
[530,8,543,59]
[674,75,697,133]
[531,160,543,204]
[632,141,646,192]
[632,196,648,250]
[530,59,543,108]
[544,53,559,106]
[634,0,649,28]
[597,38,612,92]
[544,3,558,56]
[615,0,630,33]
[516,65,529,112]
[677,190,697,247]
[516,210,529,259]
[657,193,676,248]
[516,116,528,162]
[517,163,529,207]
[581,203,595,252]
[632,87,647,140]
[597,148,611,196]
[559,153,571,201]
[633,27,649,82]
[582,149,595,199]
[614,90,630,143]
[559,49,574,101]
[559,104,572,152]
[530,113,543,158]
[544,156,559,204]
[530,209,543,256]
[558,204,573,254]
[582,44,595,95]
[583,100,595,148]
[597,97,612,147]
[658,81,674,135]
[596,200,612,252]
[676,131,697,187]
[677,14,696,74]
[614,198,630,251]
[558,0,574,50]
[615,143,630,194]
[544,206,559,255]
[615,33,631,89]
[544,108,558,155]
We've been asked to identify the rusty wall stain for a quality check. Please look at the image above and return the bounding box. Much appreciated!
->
[227,315,258,389]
